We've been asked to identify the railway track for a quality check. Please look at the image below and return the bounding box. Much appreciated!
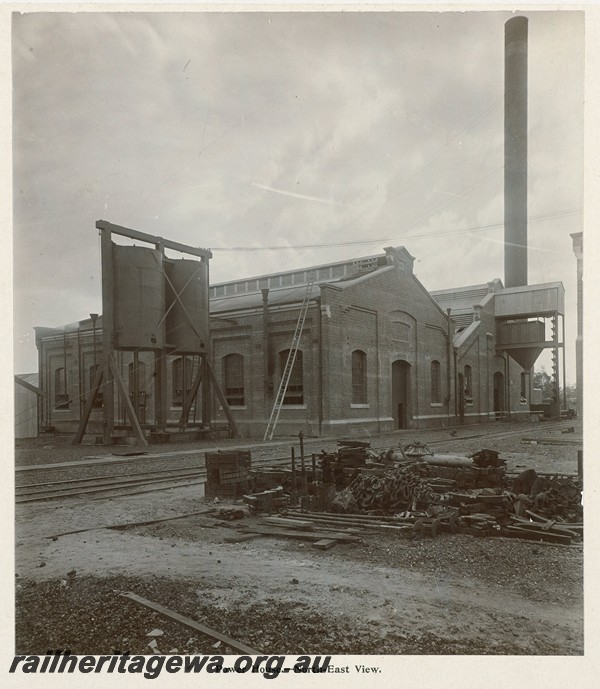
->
[17,420,572,473]
[15,421,575,504]
[15,468,206,504]
[15,456,293,504]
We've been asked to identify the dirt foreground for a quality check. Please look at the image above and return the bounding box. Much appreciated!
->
[16,476,583,656]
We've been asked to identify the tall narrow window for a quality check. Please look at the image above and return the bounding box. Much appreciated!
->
[128,361,147,397]
[431,360,441,404]
[520,372,527,402]
[128,361,147,392]
[138,361,146,393]
[351,350,367,404]
[54,367,69,409]
[128,362,135,394]
[464,365,473,403]
[89,364,103,408]
[223,354,244,406]
[172,356,192,407]
[280,349,303,405]
[127,360,147,422]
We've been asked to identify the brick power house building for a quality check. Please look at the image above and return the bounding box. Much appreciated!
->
[31,18,573,442]
[34,245,565,440]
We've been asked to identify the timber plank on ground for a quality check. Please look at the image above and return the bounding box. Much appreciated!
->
[262,516,315,530]
[240,526,360,542]
[121,592,262,655]
[313,538,339,550]
[503,526,572,544]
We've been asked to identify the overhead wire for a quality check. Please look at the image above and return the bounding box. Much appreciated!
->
[22,202,577,431]
[202,97,507,255]
[208,208,580,252]
[22,82,575,429]
[348,95,503,263]
[317,95,504,243]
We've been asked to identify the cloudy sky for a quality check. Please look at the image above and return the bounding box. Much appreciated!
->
[11,9,583,378]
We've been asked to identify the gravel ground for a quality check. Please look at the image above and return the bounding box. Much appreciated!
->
[341,532,582,606]
[14,420,583,657]
[15,570,569,656]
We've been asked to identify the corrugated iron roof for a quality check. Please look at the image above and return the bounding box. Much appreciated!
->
[15,372,39,387]
[211,283,322,314]
[210,265,392,314]
[430,280,503,311]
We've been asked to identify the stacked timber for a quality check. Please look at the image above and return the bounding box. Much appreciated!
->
[235,513,364,550]
[320,440,370,487]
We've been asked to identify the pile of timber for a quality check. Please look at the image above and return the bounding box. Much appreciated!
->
[277,509,459,538]
[455,511,581,544]
[230,505,582,548]
[319,440,371,487]
[449,489,510,518]
[232,508,461,549]
[459,513,501,535]
[234,514,364,550]
[336,439,372,465]
[503,511,582,544]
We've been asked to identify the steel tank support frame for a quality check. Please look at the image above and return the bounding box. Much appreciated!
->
[73,220,239,444]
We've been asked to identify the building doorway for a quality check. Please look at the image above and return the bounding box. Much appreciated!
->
[493,371,505,417]
[391,360,410,429]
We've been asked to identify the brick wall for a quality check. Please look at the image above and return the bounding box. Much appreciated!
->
[319,263,453,433]
[36,264,533,438]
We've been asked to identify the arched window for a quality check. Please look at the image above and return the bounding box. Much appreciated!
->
[431,360,441,404]
[172,356,192,407]
[279,349,303,405]
[54,367,69,409]
[464,364,473,402]
[351,350,367,404]
[223,354,244,406]
[89,364,103,408]
[389,310,413,343]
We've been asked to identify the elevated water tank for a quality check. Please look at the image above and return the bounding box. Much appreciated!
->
[496,319,545,369]
[165,258,209,353]
[113,245,166,350]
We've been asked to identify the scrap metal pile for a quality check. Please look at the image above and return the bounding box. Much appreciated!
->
[312,440,583,544]
[334,465,442,513]
[213,437,582,546]
[508,468,583,521]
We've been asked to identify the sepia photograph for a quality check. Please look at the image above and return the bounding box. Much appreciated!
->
[6,2,592,682]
